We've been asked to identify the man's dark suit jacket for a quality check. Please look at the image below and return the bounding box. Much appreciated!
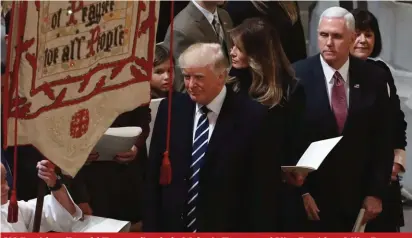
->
[163,2,233,92]
[290,55,393,220]
[156,1,189,43]
[143,88,280,232]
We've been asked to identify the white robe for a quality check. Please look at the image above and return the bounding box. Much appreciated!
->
[1,187,83,232]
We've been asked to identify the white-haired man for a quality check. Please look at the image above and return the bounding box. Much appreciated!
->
[144,43,275,232]
[289,7,393,231]
[1,160,82,232]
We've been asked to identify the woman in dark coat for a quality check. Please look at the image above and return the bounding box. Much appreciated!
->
[228,17,306,231]
[350,8,407,232]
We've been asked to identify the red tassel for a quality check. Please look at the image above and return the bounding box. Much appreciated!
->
[6,1,24,224]
[159,1,174,186]
[7,190,18,223]
[159,151,172,185]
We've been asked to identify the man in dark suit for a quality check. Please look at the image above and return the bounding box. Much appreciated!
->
[163,0,233,92]
[290,7,393,231]
[143,43,275,232]
[156,1,189,43]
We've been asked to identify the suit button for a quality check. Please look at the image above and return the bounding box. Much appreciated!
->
[180,213,184,219]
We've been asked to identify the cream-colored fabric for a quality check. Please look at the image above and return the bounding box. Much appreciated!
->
[5,1,159,176]
[394,149,406,172]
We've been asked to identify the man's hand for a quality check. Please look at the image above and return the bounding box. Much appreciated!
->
[37,160,57,187]
[303,193,320,220]
[78,202,93,220]
[392,163,402,181]
[115,145,138,164]
[86,152,100,162]
[361,196,382,225]
[282,171,307,187]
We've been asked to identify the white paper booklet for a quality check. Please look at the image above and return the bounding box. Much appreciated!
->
[282,136,343,173]
[72,215,131,232]
[91,127,142,161]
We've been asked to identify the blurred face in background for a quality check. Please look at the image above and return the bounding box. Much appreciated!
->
[350,29,375,60]
[151,60,171,93]
[230,45,249,69]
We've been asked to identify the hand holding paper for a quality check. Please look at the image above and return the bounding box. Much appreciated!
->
[115,145,138,164]
[91,127,142,162]
[282,171,307,187]
[282,136,343,174]
[87,152,100,162]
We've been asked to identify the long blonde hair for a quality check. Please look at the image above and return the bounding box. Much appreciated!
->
[228,18,295,108]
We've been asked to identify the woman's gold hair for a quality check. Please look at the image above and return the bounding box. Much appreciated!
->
[228,18,295,108]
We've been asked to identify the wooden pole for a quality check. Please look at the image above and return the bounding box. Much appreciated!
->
[32,162,61,232]
[32,179,47,232]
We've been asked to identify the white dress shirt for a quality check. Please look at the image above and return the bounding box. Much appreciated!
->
[191,0,221,33]
[1,186,83,232]
[192,86,226,142]
[320,55,350,107]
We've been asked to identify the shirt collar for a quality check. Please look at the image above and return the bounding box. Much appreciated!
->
[196,86,227,115]
[191,0,218,25]
[320,54,350,84]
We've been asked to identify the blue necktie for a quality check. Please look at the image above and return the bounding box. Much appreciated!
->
[186,106,210,232]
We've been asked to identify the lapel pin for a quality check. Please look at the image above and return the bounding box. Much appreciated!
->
[354,84,360,88]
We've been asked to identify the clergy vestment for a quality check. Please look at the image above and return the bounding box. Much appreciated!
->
[1,188,82,232]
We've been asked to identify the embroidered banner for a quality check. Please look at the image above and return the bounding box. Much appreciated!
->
[4,0,159,176]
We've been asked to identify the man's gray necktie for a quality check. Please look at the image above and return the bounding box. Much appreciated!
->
[212,15,224,44]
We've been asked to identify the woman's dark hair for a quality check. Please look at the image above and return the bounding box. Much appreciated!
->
[154,43,171,67]
[351,9,382,58]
